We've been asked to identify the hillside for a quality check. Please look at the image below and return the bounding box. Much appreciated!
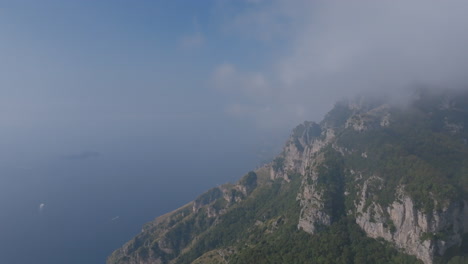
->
[108,89,468,264]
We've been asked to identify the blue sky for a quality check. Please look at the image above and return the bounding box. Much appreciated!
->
[2,0,468,165]
[0,1,283,164]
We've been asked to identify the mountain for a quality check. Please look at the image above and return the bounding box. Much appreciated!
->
[108,89,468,264]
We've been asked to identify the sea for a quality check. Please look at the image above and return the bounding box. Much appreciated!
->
[0,148,261,264]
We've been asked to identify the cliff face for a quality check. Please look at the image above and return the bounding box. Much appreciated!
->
[278,91,468,264]
[355,192,468,264]
[107,171,262,264]
[108,89,468,264]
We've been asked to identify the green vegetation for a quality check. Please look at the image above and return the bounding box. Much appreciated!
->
[194,187,223,207]
[315,147,346,220]
[337,100,468,212]
[272,156,285,171]
[175,174,302,263]
[238,171,258,194]
[229,217,421,264]
[322,101,353,128]
[173,173,421,264]
[109,89,468,264]
[435,234,468,264]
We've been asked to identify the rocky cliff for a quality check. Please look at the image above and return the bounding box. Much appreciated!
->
[109,89,468,264]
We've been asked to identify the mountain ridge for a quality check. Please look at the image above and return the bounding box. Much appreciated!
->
[108,89,468,264]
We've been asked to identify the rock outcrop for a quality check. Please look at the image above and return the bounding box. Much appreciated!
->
[109,89,468,264]
[266,90,468,263]
[356,186,468,264]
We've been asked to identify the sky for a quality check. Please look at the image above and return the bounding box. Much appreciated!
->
[0,0,468,176]
[2,1,468,263]
[0,1,296,166]
[2,1,468,166]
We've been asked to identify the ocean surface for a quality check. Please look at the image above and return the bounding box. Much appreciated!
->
[0,149,261,264]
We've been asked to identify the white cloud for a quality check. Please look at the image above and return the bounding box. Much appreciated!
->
[276,1,468,91]
[213,0,468,128]
[212,63,237,90]
[179,17,205,49]
[179,31,204,49]
[211,63,271,98]
[224,0,311,41]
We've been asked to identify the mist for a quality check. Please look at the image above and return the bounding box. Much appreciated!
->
[212,0,468,128]
[1,1,468,263]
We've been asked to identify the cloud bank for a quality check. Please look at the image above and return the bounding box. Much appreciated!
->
[212,0,468,128]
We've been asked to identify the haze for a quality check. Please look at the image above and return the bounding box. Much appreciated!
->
[1,1,468,263]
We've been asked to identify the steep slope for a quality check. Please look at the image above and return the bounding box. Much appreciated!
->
[108,89,468,264]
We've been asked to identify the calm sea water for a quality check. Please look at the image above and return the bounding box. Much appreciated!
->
[0,150,259,264]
